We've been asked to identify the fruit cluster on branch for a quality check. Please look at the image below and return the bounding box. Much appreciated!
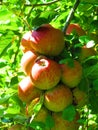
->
[17,23,97,130]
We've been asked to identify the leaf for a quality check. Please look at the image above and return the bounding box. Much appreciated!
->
[45,114,55,129]
[0,59,7,68]
[62,105,76,121]
[81,0,98,5]
[93,79,98,90]
[28,94,44,118]
[79,36,90,44]
[84,63,98,79]
[0,95,10,104]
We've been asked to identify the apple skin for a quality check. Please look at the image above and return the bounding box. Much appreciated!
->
[33,107,50,123]
[51,112,80,130]
[18,76,42,104]
[66,23,86,36]
[20,31,34,53]
[79,45,97,62]
[61,60,83,88]
[29,24,65,56]
[8,124,26,130]
[72,87,87,108]
[44,84,73,112]
[30,57,61,90]
[20,51,39,75]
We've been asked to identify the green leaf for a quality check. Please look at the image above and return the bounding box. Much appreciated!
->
[0,59,7,68]
[84,63,98,79]
[0,94,10,104]
[45,114,55,129]
[28,94,44,118]
[79,36,90,44]
[93,79,98,90]
[62,105,76,121]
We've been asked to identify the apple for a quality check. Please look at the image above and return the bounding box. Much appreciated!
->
[79,45,97,62]
[66,23,86,36]
[72,87,88,108]
[30,57,61,90]
[61,60,83,88]
[18,76,42,104]
[20,51,39,75]
[28,24,65,56]
[44,84,73,112]
[20,31,34,53]
[51,112,80,130]
[8,124,26,130]
[33,107,49,123]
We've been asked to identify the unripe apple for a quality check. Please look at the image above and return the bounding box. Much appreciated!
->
[61,60,83,88]
[18,77,42,104]
[51,112,80,130]
[72,87,88,108]
[66,23,86,36]
[79,45,97,62]
[44,84,73,112]
[20,51,39,75]
[8,124,26,130]
[33,107,49,123]
[29,24,65,56]
[30,57,61,90]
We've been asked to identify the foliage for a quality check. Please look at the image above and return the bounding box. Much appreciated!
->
[0,0,98,130]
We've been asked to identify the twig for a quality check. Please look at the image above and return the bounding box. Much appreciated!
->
[62,0,80,33]
[25,0,60,7]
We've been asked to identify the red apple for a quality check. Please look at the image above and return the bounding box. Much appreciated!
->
[30,57,61,90]
[28,24,65,56]
[66,23,86,36]
[51,112,80,130]
[72,87,88,108]
[18,76,42,104]
[44,84,73,112]
[61,60,83,88]
[79,45,97,62]
[20,51,39,75]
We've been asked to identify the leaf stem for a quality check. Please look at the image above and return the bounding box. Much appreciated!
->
[62,0,80,34]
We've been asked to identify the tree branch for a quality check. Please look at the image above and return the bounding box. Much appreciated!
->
[62,0,80,33]
[25,0,60,7]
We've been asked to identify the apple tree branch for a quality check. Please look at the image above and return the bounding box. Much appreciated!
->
[62,0,80,33]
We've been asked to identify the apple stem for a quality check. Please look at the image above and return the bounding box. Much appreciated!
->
[62,0,80,34]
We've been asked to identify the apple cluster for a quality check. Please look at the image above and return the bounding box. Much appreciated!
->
[18,24,88,130]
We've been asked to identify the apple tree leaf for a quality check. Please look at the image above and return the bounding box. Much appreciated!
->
[62,105,76,121]
[45,114,55,129]
[93,79,98,90]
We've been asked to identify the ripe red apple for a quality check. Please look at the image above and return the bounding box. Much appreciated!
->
[44,84,73,112]
[72,87,88,108]
[28,24,65,56]
[66,23,86,36]
[51,112,80,130]
[79,45,97,62]
[18,76,42,104]
[30,57,61,90]
[20,51,39,75]
[61,60,83,88]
